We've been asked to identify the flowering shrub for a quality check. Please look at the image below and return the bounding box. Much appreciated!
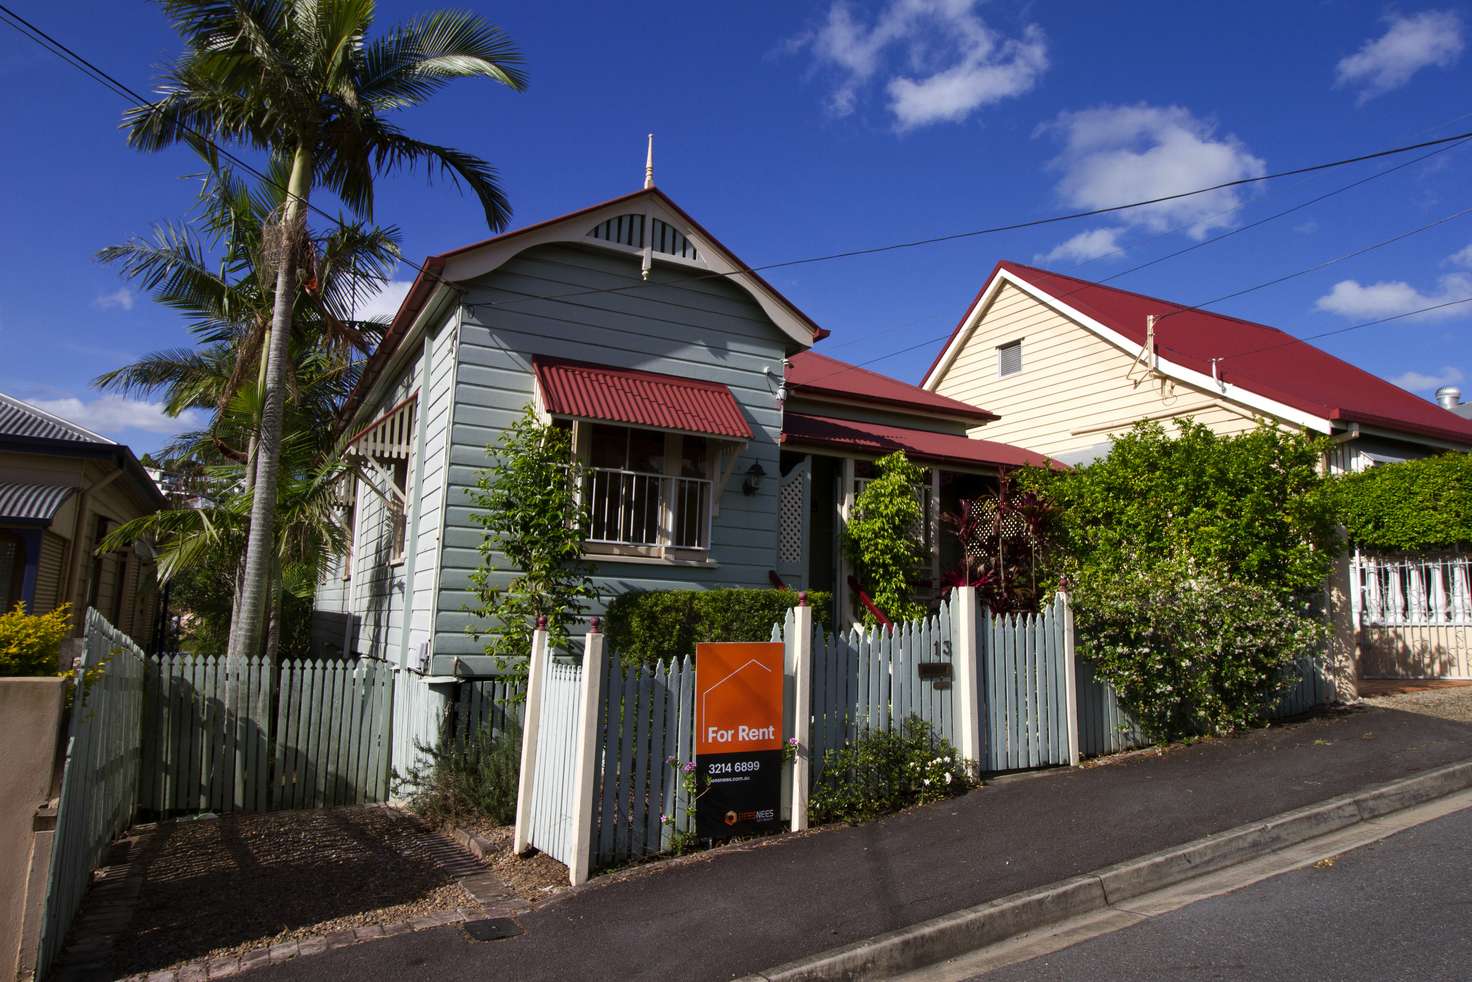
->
[809,717,974,824]
[0,602,73,677]
[1074,557,1326,740]
[660,756,703,855]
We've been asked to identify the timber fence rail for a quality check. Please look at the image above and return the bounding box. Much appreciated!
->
[36,609,146,980]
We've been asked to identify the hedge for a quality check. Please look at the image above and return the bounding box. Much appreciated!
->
[1324,451,1472,551]
[604,588,833,667]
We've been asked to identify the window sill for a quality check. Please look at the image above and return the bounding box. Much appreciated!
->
[581,552,719,569]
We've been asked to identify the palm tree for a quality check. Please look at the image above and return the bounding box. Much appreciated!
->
[125,0,527,663]
[97,157,399,670]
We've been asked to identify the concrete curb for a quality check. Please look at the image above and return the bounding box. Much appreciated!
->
[743,758,1472,982]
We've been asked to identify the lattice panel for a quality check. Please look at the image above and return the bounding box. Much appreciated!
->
[964,497,1034,563]
[778,473,805,566]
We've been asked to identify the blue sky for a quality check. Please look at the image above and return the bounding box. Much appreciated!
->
[2,1,1470,454]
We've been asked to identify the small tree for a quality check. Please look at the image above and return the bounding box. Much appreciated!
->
[468,407,596,672]
[846,451,927,624]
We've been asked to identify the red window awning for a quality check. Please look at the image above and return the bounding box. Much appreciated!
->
[532,356,752,440]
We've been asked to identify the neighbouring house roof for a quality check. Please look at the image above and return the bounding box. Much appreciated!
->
[0,392,166,511]
[342,186,829,428]
[0,392,114,444]
[786,351,998,424]
[532,356,753,440]
[924,262,1472,447]
[0,481,77,524]
[781,412,1058,470]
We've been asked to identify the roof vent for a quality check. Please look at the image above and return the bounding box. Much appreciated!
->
[1435,385,1462,410]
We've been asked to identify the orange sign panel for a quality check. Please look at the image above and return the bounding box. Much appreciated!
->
[695,642,784,756]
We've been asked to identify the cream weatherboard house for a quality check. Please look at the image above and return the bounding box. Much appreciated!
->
[313,185,1050,675]
[921,262,1472,468]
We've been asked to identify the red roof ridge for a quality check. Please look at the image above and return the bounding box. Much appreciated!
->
[925,261,1472,446]
[788,350,998,423]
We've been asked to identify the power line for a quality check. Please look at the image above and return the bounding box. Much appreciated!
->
[5,2,1470,392]
[795,196,1472,390]
[1216,297,1472,363]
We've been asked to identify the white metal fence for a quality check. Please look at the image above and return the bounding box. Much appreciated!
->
[1351,552,1472,626]
[36,609,146,980]
[1350,550,1472,679]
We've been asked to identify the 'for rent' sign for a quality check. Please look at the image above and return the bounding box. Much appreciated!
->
[694,641,784,840]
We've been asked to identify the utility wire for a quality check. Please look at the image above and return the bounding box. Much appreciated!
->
[6,2,1471,402]
[8,1,1472,319]
[1212,297,1472,363]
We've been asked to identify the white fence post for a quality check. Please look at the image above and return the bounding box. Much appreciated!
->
[567,618,605,886]
[790,595,813,833]
[950,586,983,770]
[1060,590,1080,766]
[512,619,549,856]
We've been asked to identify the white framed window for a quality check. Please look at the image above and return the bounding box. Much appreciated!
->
[576,422,714,554]
[998,339,1022,377]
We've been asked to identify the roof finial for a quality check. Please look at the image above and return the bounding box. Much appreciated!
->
[644,133,654,189]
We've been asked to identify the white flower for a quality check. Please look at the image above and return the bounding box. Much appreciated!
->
[944,772,953,784]
[923,778,931,786]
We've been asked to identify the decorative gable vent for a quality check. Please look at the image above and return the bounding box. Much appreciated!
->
[588,213,701,262]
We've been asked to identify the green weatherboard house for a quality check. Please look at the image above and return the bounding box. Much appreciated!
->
[313,171,1051,680]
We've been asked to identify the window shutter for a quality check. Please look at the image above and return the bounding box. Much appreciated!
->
[998,340,1022,377]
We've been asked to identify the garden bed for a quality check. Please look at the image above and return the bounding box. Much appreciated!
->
[100,806,478,976]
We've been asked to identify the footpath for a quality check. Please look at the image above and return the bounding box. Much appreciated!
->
[244,705,1472,981]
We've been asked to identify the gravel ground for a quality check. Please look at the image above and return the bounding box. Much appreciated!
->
[112,806,474,976]
[462,825,572,902]
[1361,684,1472,722]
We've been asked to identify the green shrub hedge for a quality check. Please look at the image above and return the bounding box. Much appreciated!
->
[604,588,832,666]
[1322,451,1472,551]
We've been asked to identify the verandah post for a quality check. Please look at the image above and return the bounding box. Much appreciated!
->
[950,586,983,772]
[1060,589,1080,766]
[790,594,813,833]
[512,618,549,855]
[567,618,606,886]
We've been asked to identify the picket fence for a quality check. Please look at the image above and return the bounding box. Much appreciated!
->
[454,678,525,746]
[809,601,955,784]
[526,660,586,868]
[593,652,696,866]
[37,610,147,981]
[136,654,395,814]
[979,596,1076,772]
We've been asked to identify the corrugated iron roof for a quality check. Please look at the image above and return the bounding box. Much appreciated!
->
[532,356,753,440]
[781,412,1059,470]
[0,392,114,444]
[927,262,1472,446]
[0,481,78,524]
[786,351,998,422]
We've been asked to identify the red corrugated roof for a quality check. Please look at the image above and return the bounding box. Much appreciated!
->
[532,356,753,440]
[787,351,998,423]
[928,262,1472,446]
[781,412,1058,469]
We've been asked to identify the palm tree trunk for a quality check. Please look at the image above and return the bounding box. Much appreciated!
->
[229,145,313,664]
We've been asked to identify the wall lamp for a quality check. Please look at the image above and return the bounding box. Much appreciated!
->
[742,462,766,496]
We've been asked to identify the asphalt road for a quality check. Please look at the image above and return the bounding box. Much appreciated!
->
[974,803,1472,982]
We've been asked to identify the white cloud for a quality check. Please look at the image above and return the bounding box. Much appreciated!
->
[799,0,1048,129]
[1445,243,1472,268]
[1314,272,1472,320]
[27,395,203,438]
[1036,104,1266,241]
[94,287,135,312]
[1389,366,1464,392]
[1034,227,1125,265]
[357,279,414,323]
[1336,10,1464,104]
[1293,220,1319,235]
